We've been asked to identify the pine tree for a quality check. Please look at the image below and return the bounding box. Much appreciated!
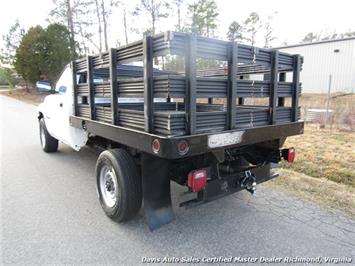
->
[187,0,219,37]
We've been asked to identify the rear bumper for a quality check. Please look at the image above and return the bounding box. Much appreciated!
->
[180,163,276,207]
[70,116,304,159]
[166,122,304,159]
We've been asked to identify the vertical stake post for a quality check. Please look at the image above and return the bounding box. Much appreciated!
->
[227,42,237,129]
[87,55,95,120]
[71,61,78,116]
[269,50,279,124]
[143,36,154,133]
[292,55,301,122]
[278,72,286,107]
[109,48,118,125]
[185,34,197,135]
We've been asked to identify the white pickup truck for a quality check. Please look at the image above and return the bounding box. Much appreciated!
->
[37,32,302,230]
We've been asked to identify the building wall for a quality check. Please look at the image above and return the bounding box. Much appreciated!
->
[278,39,355,93]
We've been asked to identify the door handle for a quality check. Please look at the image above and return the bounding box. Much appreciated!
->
[59,103,63,107]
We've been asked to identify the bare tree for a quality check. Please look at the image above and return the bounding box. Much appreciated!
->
[100,0,108,51]
[134,0,170,35]
[173,0,184,31]
[50,0,77,56]
[243,12,261,46]
[94,0,103,53]
[227,21,243,42]
[50,0,94,56]
[263,12,277,48]
[66,0,76,55]
[301,32,320,43]
[95,0,120,51]
[123,8,129,44]
[0,20,25,65]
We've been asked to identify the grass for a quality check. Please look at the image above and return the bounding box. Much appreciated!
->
[281,124,355,187]
[266,123,355,218]
[266,169,355,219]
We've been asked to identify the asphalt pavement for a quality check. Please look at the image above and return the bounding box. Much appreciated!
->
[0,95,354,265]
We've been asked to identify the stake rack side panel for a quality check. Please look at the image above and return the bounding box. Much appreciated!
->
[72,31,302,136]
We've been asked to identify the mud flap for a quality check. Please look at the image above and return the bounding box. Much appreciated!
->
[141,153,175,231]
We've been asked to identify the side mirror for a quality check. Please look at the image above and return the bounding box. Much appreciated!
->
[36,81,52,92]
[58,86,67,94]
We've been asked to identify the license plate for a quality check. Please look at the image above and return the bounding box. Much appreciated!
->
[208,131,245,148]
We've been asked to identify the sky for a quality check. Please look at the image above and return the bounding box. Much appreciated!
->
[1,0,355,51]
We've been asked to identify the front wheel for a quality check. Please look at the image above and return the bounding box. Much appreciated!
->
[39,118,58,153]
[96,149,142,222]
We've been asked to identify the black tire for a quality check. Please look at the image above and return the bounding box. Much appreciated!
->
[39,118,58,153]
[96,149,142,222]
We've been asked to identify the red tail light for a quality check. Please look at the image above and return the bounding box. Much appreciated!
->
[187,169,207,192]
[287,147,295,163]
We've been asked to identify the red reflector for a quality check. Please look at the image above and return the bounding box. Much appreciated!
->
[152,139,160,153]
[187,169,207,192]
[178,140,189,155]
[287,147,295,163]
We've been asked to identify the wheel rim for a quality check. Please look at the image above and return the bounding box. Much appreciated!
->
[99,165,118,208]
[40,125,46,148]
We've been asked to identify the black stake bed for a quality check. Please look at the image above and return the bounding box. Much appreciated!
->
[70,31,303,158]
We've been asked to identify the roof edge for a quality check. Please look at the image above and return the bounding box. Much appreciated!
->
[274,36,355,49]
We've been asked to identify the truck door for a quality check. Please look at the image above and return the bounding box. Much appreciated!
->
[50,65,88,150]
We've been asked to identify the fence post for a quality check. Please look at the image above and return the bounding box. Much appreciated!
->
[325,74,332,127]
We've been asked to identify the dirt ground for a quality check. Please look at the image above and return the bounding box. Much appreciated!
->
[0,88,50,106]
[1,89,354,218]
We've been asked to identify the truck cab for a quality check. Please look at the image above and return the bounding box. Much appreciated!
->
[38,65,88,151]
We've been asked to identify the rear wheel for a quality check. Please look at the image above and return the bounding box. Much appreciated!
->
[39,118,58,153]
[96,149,142,222]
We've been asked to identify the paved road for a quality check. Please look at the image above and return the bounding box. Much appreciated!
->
[1,95,354,265]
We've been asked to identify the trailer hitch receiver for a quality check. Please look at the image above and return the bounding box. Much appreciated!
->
[240,170,257,194]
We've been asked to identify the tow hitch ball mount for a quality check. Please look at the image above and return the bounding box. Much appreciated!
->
[240,170,257,194]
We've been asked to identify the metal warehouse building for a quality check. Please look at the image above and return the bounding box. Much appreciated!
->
[277,37,355,93]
